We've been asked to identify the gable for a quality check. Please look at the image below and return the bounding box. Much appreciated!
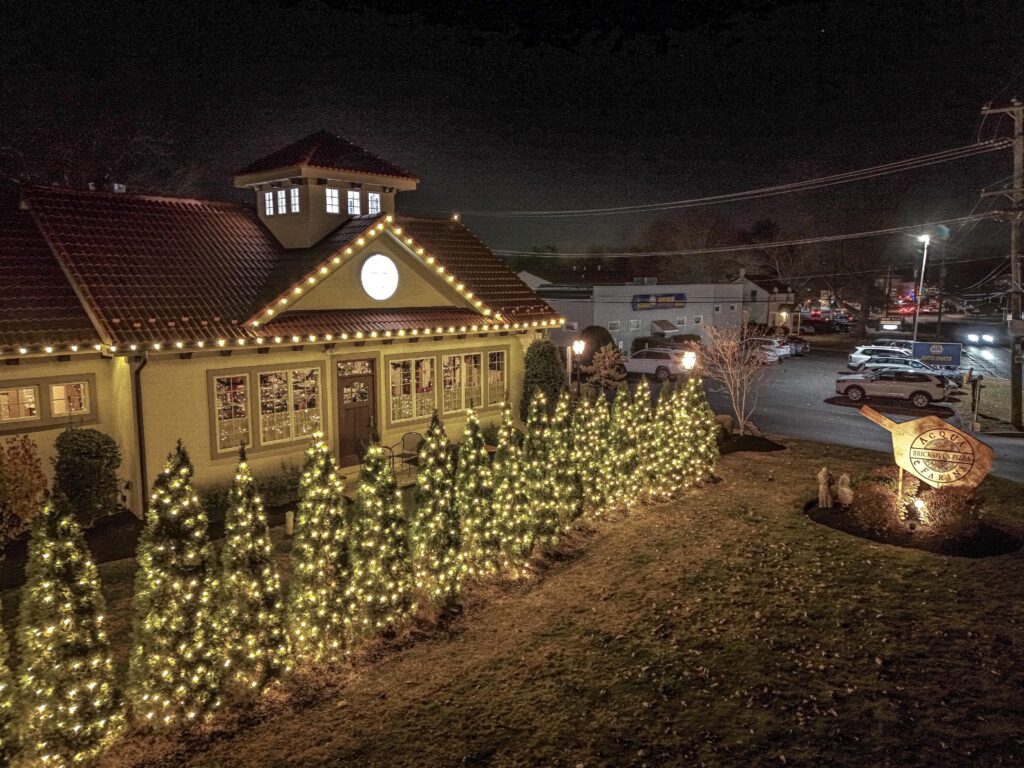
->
[284,231,475,315]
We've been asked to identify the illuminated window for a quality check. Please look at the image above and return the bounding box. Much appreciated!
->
[258,368,321,444]
[214,375,250,451]
[50,382,89,416]
[264,192,275,216]
[487,351,506,405]
[0,386,38,423]
[290,186,300,213]
[390,357,435,421]
[442,355,463,413]
[347,190,361,215]
[276,189,287,215]
[326,188,340,214]
[367,192,381,215]
[464,353,482,408]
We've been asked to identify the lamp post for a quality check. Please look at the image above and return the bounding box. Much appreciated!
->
[912,234,930,342]
[681,349,697,374]
[571,338,586,393]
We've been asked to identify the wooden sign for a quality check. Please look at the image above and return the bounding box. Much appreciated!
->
[859,406,994,489]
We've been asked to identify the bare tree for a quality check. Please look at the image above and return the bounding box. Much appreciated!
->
[700,323,770,436]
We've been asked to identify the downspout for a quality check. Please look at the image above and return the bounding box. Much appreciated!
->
[131,352,149,515]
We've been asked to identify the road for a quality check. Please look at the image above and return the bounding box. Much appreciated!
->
[703,349,1024,483]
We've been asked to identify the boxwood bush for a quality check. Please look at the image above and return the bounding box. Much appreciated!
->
[53,427,122,527]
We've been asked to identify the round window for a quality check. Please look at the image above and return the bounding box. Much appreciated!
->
[360,254,399,301]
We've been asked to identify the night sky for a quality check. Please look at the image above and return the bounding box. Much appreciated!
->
[3,0,1023,270]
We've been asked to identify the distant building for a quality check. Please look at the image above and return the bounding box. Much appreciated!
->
[734,270,796,328]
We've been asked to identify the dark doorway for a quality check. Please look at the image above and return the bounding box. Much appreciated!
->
[336,359,376,467]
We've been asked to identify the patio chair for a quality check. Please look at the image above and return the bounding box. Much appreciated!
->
[390,431,423,478]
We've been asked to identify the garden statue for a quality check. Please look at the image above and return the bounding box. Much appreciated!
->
[836,474,854,508]
[817,467,834,509]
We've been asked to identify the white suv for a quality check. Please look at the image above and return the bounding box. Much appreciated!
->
[835,370,950,409]
[624,348,687,381]
[847,345,911,369]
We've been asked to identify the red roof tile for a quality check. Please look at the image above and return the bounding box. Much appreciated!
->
[259,308,497,338]
[0,208,100,349]
[236,131,418,181]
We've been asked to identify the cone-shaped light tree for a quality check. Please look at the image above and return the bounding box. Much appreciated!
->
[548,390,581,531]
[490,404,531,572]
[629,378,657,501]
[16,495,122,765]
[217,447,290,693]
[0,621,12,766]
[683,376,720,481]
[605,388,636,510]
[522,391,559,545]
[650,382,680,500]
[581,396,613,516]
[287,433,351,664]
[349,436,415,638]
[456,410,497,576]
[128,441,221,727]
[411,413,462,608]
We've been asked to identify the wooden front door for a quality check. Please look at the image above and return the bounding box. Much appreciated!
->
[336,359,377,467]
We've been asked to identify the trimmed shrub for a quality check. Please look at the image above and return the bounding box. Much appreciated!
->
[0,434,46,544]
[519,339,567,420]
[53,427,121,527]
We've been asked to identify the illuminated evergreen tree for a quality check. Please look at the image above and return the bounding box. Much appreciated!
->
[522,391,558,545]
[583,396,614,516]
[455,410,497,576]
[683,376,720,481]
[490,404,531,572]
[217,448,290,694]
[411,413,462,608]
[287,434,350,665]
[605,389,636,510]
[128,441,220,728]
[651,382,681,500]
[349,437,415,638]
[548,390,581,531]
[16,495,122,765]
[630,377,657,501]
[0,621,12,766]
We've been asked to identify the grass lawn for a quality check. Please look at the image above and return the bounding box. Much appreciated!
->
[5,439,1024,767]
[951,376,1015,432]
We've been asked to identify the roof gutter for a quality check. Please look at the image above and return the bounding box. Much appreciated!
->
[131,352,149,516]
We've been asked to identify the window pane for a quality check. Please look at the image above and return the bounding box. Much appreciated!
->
[442,355,462,413]
[464,354,482,409]
[0,386,39,422]
[343,381,369,403]
[487,351,505,405]
[367,192,381,215]
[326,188,340,214]
[215,375,249,451]
[290,186,300,213]
[337,360,372,376]
[259,371,291,443]
[50,382,89,416]
[347,190,361,215]
[264,192,274,216]
[276,189,287,215]
[292,368,320,437]
[415,358,435,417]
[390,360,413,421]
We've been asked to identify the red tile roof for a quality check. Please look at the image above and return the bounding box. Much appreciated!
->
[2,187,558,355]
[0,208,100,349]
[236,131,418,181]
[259,308,497,339]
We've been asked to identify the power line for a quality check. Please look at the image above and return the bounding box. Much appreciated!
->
[442,141,1009,218]
[494,213,999,258]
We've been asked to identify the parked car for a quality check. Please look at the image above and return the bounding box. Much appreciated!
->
[741,339,781,364]
[847,345,912,369]
[853,356,941,373]
[623,348,688,381]
[872,339,914,351]
[786,335,810,356]
[835,370,950,409]
[750,337,792,359]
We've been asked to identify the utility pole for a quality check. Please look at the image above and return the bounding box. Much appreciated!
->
[981,99,1024,428]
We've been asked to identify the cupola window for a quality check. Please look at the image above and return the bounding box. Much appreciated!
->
[264,192,274,216]
[290,186,300,213]
[367,192,381,215]
[347,189,361,215]
[326,188,340,214]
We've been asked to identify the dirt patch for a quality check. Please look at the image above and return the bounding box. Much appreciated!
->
[719,434,786,454]
[824,395,955,418]
[804,502,1022,558]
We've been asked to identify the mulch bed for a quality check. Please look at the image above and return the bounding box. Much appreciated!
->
[823,395,956,418]
[719,434,786,454]
[804,501,1022,558]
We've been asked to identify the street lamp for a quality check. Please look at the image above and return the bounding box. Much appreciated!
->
[681,349,697,372]
[571,338,586,393]
[912,234,930,342]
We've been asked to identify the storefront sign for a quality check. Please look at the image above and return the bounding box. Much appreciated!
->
[911,341,962,367]
[631,293,687,311]
[859,406,993,489]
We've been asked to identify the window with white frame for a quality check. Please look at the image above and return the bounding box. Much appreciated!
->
[257,368,321,444]
[390,357,435,421]
[442,355,463,413]
[367,192,381,215]
[693,315,703,325]
[607,321,620,331]
[628,319,641,331]
[0,386,39,423]
[464,354,483,408]
[264,192,275,216]
[487,351,506,405]
[214,375,250,451]
[276,189,287,215]
[676,316,687,325]
[290,186,300,213]
[50,382,89,417]
[347,189,361,215]
[326,188,340,214]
